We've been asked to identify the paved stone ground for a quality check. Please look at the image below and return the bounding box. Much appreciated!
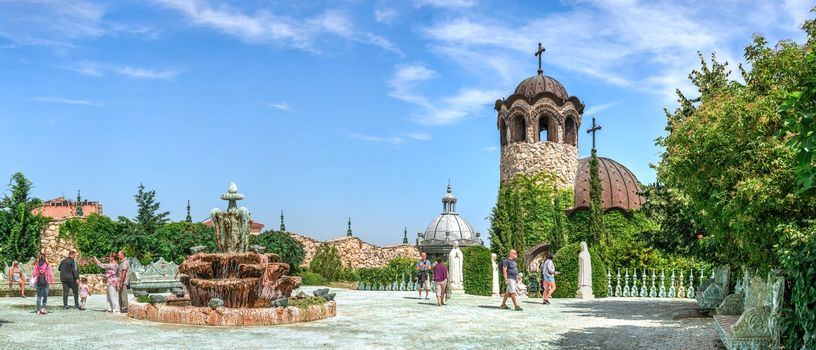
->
[0,288,725,350]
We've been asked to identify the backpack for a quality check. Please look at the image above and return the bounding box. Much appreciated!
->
[36,264,48,286]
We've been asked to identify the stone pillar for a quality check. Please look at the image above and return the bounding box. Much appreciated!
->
[39,217,79,266]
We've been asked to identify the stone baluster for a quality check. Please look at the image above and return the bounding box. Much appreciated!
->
[623,268,631,297]
[678,270,685,298]
[659,269,667,298]
[359,281,366,290]
[633,268,639,297]
[607,269,613,297]
[650,268,657,298]
[699,267,705,290]
[668,270,677,298]
[640,269,648,297]
[615,268,622,297]
[687,270,695,299]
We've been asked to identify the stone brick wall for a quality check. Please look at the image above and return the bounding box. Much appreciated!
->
[39,217,79,266]
[290,233,420,269]
[500,141,578,188]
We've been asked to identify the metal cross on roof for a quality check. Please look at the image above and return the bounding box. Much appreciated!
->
[586,115,602,151]
[535,42,546,75]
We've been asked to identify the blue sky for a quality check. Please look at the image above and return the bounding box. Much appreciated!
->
[1,0,813,246]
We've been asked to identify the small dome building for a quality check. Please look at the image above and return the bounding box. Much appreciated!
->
[417,182,482,260]
[571,157,645,213]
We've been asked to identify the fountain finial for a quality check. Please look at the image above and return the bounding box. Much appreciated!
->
[221,181,245,210]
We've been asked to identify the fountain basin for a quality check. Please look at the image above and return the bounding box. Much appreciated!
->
[127,300,336,326]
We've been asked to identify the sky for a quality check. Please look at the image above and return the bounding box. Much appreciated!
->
[1,0,814,246]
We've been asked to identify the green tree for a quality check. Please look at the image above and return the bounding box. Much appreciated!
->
[588,149,607,253]
[779,50,816,193]
[117,184,170,261]
[309,245,342,281]
[59,213,123,259]
[154,221,216,264]
[656,24,816,268]
[0,173,49,266]
[253,230,305,273]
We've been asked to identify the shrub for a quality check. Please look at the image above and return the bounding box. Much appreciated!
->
[253,230,306,273]
[299,271,328,286]
[289,296,327,309]
[154,222,216,264]
[551,242,608,298]
[462,246,492,296]
[59,213,123,260]
[310,245,342,281]
[357,256,420,289]
[778,222,816,349]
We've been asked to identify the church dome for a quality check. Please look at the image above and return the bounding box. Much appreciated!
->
[514,73,569,100]
[418,182,482,256]
[572,157,645,213]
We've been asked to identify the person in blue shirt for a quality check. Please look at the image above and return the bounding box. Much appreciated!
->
[499,250,523,311]
[416,252,431,300]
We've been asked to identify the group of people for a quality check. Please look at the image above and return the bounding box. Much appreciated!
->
[9,250,130,315]
[415,249,559,311]
[416,252,450,306]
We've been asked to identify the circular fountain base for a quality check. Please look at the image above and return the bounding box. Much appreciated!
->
[128,300,336,326]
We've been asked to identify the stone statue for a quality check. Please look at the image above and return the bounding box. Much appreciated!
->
[577,241,594,299]
[491,253,500,297]
[448,241,464,294]
[516,273,528,297]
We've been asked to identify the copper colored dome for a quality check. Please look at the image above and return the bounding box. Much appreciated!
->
[514,73,569,100]
[572,157,644,214]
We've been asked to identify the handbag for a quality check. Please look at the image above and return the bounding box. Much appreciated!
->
[28,276,36,288]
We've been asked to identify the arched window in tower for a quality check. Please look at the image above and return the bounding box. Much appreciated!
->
[510,115,526,143]
[538,115,556,142]
[564,116,577,146]
[499,119,508,146]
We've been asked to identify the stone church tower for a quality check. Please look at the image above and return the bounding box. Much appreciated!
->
[495,44,585,189]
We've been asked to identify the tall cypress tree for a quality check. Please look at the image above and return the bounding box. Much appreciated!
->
[589,149,608,249]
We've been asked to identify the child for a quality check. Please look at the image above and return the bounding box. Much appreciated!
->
[79,277,90,310]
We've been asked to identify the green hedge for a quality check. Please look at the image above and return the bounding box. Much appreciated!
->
[463,246,492,296]
[253,230,305,273]
[299,271,328,286]
[310,245,342,281]
[357,256,418,289]
[551,242,608,298]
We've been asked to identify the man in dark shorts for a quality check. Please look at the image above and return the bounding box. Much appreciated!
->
[416,252,431,299]
[58,251,80,310]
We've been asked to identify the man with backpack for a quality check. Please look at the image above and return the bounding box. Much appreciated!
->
[58,251,81,310]
[32,254,55,315]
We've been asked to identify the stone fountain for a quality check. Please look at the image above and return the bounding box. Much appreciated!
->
[127,183,335,326]
[179,182,299,308]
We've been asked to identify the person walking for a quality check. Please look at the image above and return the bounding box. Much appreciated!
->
[416,252,431,300]
[499,249,523,311]
[432,257,448,306]
[31,254,55,315]
[93,254,120,313]
[8,261,26,298]
[58,251,81,310]
[540,252,559,304]
[117,251,130,313]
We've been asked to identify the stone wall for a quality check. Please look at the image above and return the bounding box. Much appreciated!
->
[39,217,79,266]
[500,141,578,189]
[290,233,420,269]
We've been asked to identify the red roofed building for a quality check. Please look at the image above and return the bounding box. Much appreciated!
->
[202,219,265,235]
[34,195,102,219]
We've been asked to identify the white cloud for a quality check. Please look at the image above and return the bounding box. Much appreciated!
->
[388,62,499,125]
[415,0,477,8]
[156,0,401,55]
[374,8,398,23]
[117,66,179,80]
[407,132,432,141]
[268,102,290,111]
[33,97,102,107]
[419,0,813,103]
[583,102,620,117]
[348,133,406,145]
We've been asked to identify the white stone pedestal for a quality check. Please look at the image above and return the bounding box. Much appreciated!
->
[576,286,594,299]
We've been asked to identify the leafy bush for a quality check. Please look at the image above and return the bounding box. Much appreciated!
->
[462,246,492,296]
[299,271,328,286]
[59,213,123,260]
[289,296,328,309]
[310,245,342,281]
[337,267,359,282]
[551,242,608,298]
[357,256,420,289]
[778,222,816,349]
[154,222,215,264]
[253,230,305,273]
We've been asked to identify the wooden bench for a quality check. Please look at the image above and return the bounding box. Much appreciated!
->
[713,271,784,350]
[697,264,730,310]
[128,258,183,294]
[0,258,63,296]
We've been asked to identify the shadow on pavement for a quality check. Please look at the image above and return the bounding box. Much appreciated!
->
[553,323,726,350]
